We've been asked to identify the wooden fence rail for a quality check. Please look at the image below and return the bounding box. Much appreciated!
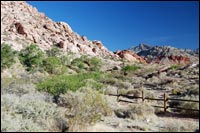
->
[111,90,199,113]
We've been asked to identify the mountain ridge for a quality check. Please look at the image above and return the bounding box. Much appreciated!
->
[128,43,199,64]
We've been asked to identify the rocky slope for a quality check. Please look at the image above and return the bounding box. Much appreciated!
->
[1,1,198,65]
[129,44,199,64]
[128,43,152,54]
[1,1,118,59]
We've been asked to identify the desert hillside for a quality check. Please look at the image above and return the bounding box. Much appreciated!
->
[1,1,199,132]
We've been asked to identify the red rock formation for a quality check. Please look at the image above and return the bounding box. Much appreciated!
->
[153,55,190,64]
[114,50,147,64]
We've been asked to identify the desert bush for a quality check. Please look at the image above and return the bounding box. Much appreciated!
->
[59,89,112,132]
[159,122,187,132]
[43,56,63,74]
[100,77,118,86]
[169,95,199,117]
[170,64,182,70]
[88,57,102,71]
[108,71,132,82]
[114,103,155,120]
[171,88,182,95]
[128,103,155,120]
[2,81,36,96]
[144,90,156,99]
[118,89,141,97]
[71,57,85,69]
[178,96,199,117]
[60,55,72,66]
[1,92,60,132]
[1,43,16,71]
[122,64,140,72]
[37,72,103,96]
[83,79,104,92]
[185,85,199,96]
[46,46,61,57]
[1,111,47,132]
[19,44,45,72]
[71,56,102,71]
[100,75,132,89]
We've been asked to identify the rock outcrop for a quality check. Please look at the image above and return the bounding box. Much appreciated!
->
[114,50,147,64]
[129,44,198,64]
[1,1,115,58]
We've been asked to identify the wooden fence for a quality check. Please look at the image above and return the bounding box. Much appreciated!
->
[109,89,199,113]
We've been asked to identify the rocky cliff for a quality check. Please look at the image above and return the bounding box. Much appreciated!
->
[2,1,196,65]
[1,1,117,59]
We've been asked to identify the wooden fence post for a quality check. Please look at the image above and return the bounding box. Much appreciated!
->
[142,90,144,102]
[164,92,168,112]
[117,89,119,102]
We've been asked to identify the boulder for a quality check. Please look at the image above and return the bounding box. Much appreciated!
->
[56,41,64,48]
[14,22,27,36]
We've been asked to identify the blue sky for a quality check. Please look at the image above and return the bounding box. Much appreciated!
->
[27,1,199,51]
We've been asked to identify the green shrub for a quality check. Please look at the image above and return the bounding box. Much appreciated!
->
[71,56,102,71]
[1,43,16,71]
[19,44,44,72]
[37,72,103,96]
[71,57,85,69]
[88,57,102,71]
[46,46,61,57]
[114,103,155,120]
[170,64,182,69]
[83,79,104,91]
[60,55,71,66]
[43,56,62,74]
[122,65,140,72]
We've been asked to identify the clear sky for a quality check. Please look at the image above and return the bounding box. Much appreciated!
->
[27,1,199,51]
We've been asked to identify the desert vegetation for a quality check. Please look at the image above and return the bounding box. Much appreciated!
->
[1,1,199,131]
[1,43,199,132]
[1,43,17,71]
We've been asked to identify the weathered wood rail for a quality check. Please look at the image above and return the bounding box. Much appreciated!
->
[109,90,199,113]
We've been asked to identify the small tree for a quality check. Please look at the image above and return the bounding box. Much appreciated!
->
[43,56,62,74]
[19,44,44,72]
[1,43,16,71]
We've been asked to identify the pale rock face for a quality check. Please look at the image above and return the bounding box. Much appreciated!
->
[123,53,138,62]
[1,1,147,63]
[1,1,115,58]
